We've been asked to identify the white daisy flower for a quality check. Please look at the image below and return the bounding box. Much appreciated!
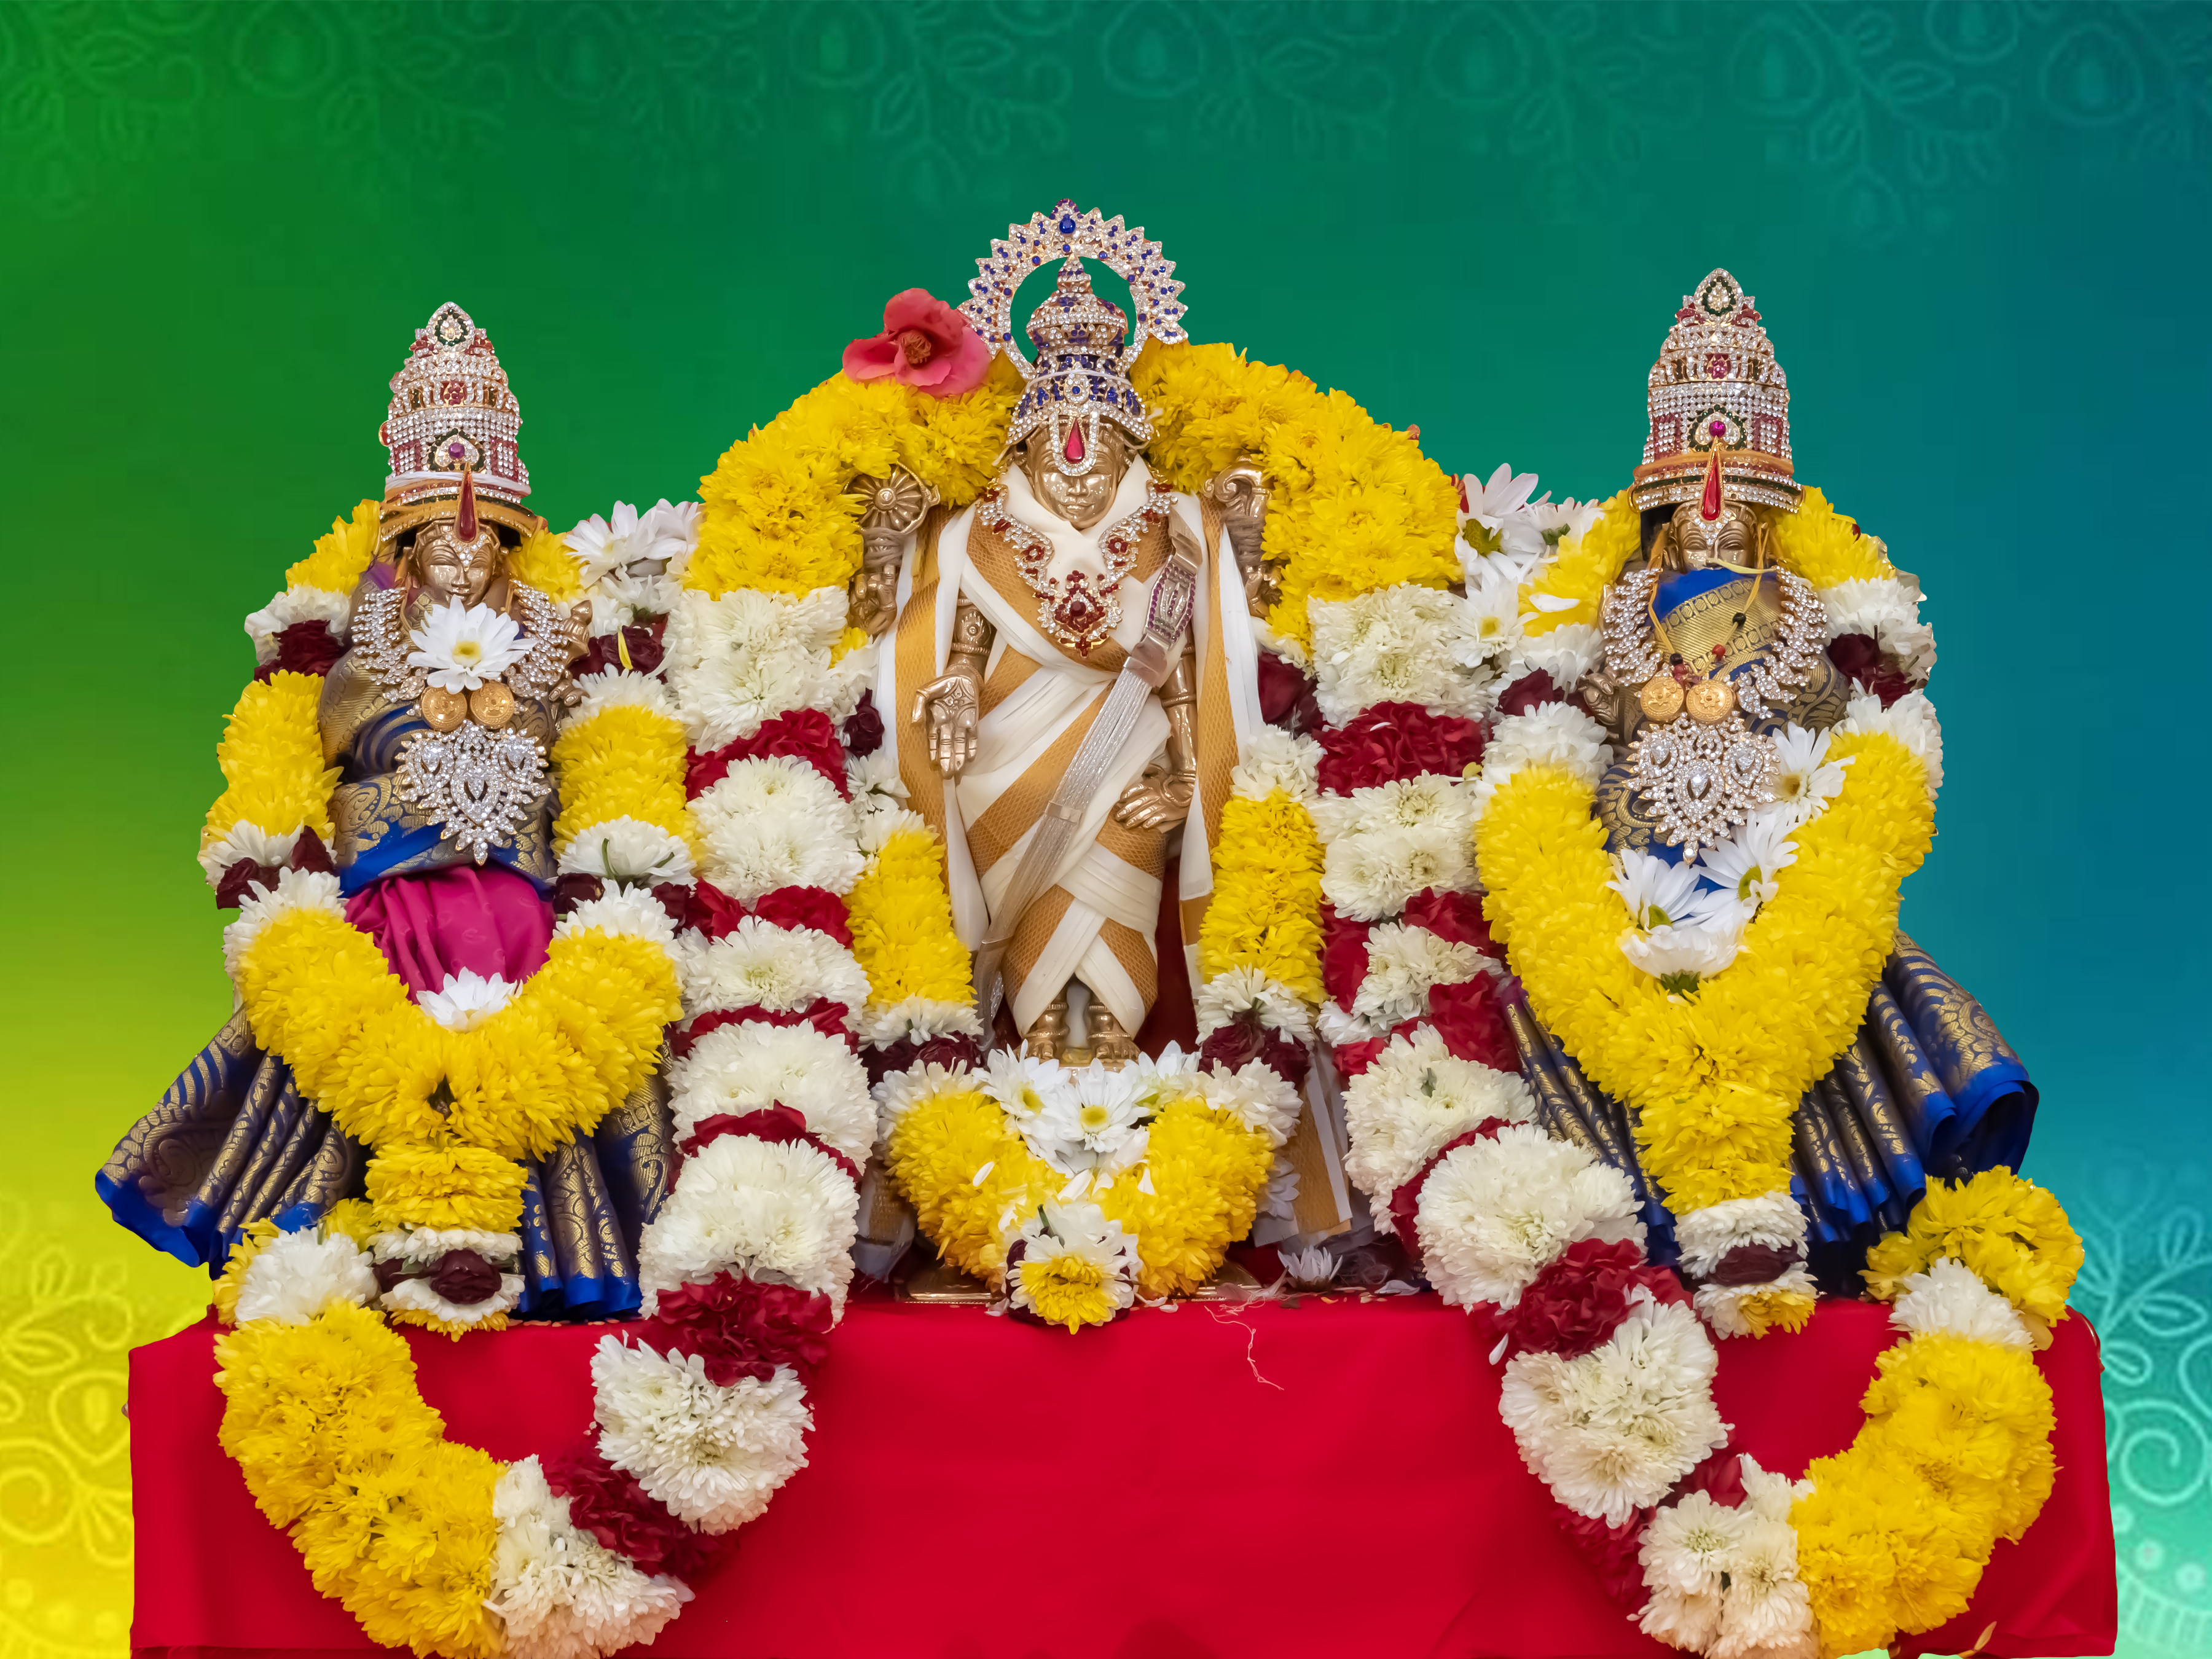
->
[1764,724,1853,828]
[984,1049,1070,1123]
[1698,817,1798,912]
[406,598,530,692]
[1607,848,1706,931]
[1031,1062,1145,1165]
[1618,914,1748,983]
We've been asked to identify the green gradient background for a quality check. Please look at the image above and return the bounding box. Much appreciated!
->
[2,3,2206,1655]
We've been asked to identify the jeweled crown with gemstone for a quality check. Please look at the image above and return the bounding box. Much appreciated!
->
[379,302,530,510]
[1632,269,1800,513]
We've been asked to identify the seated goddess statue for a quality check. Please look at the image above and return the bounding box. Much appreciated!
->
[98,303,675,1319]
[1507,270,2037,1289]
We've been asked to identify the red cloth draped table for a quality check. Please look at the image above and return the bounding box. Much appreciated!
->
[129,1295,2115,1659]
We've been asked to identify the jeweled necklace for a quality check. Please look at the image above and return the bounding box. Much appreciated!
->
[1601,562,1826,857]
[976,480,1174,656]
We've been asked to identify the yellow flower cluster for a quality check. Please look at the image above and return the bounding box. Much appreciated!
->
[1015,1250,1123,1333]
[1793,1330,2058,1657]
[1769,487,1894,589]
[1134,342,1461,653]
[688,364,1019,599]
[505,525,587,602]
[1477,731,1934,1216]
[1520,489,1641,633]
[366,1145,532,1236]
[239,909,677,1230]
[1094,1102,1273,1299]
[549,702,698,860]
[882,1085,1273,1300]
[216,1300,504,1658]
[845,826,976,1010]
[1196,791,1325,1001]
[286,500,382,592]
[1863,1167,2083,1332]
[205,672,342,847]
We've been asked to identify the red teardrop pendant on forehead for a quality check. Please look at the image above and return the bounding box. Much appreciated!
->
[1064,421,1086,464]
[1700,451,1723,522]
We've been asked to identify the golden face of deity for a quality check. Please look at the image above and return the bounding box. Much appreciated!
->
[1655,499,1769,573]
[1018,426,1135,532]
[408,522,504,607]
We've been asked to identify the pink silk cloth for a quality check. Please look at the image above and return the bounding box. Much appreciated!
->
[343,866,552,995]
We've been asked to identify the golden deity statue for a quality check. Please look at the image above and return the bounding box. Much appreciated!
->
[865,254,1264,1068]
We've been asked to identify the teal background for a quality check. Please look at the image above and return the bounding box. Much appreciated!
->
[0,3,2205,1653]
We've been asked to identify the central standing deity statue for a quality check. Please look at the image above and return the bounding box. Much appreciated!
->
[879,251,1250,1066]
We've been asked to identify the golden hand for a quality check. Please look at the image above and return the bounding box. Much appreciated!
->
[1110,763,1196,833]
[911,665,982,777]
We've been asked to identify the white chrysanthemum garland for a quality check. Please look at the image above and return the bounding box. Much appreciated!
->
[208,500,895,1659]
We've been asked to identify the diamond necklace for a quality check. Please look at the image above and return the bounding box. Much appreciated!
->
[976,480,1174,656]
[1602,564,1827,858]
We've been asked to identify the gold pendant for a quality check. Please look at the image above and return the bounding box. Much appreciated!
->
[1684,678,1737,724]
[418,685,466,732]
[1638,676,1686,723]
[469,682,516,729]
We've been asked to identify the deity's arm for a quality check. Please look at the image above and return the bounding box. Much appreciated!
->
[911,599,992,777]
[1111,646,1199,832]
[850,469,938,640]
[1204,457,1277,617]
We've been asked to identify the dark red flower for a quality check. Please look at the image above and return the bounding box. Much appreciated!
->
[637,1274,837,1386]
[1669,1448,1746,1510]
[842,690,884,757]
[1827,633,1910,708]
[1314,704,1486,795]
[1255,651,1320,735]
[1384,1124,1508,1241]
[570,615,668,680]
[688,708,849,799]
[1552,1501,1650,1610]
[1496,670,1559,718]
[1401,888,1500,959]
[842,289,992,396]
[681,882,852,947]
[1493,1238,1688,1359]
[648,882,691,926]
[1706,1242,1802,1286]
[865,1032,984,1084]
[552,873,605,914]
[426,1249,504,1306]
[1424,978,1518,1073]
[291,828,334,874]
[678,1104,860,1183]
[1319,906,1371,1012]
[276,620,345,678]
[543,1435,718,1577]
[214,860,278,909]
[671,999,855,1060]
[1197,1018,1309,1091]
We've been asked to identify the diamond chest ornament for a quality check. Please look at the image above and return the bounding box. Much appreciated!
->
[1628,711,1773,860]
[397,721,547,865]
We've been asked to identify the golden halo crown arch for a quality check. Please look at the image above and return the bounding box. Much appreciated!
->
[959,197,1188,376]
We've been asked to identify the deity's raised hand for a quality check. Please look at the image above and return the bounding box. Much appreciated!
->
[912,667,981,777]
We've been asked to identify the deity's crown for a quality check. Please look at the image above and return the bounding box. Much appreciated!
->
[377,302,534,533]
[1632,270,1800,514]
[963,201,1187,473]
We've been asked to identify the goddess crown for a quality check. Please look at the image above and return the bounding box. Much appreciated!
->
[962,200,1187,475]
[378,302,533,529]
[1631,270,1800,514]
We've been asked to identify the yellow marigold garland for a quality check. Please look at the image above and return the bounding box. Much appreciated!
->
[882,1086,1273,1300]
[205,672,342,847]
[238,909,678,1223]
[504,524,586,602]
[1786,1169,2082,1658]
[1770,486,1894,589]
[1196,790,1325,1001]
[1477,731,1934,1214]
[287,499,383,592]
[1863,1167,2084,1333]
[215,1300,504,1658]
[846,826,976,1009]
[1521,488,1641,633]
[548,703,697,857]
[1133,341,1461,653]
[688,364,1020,599]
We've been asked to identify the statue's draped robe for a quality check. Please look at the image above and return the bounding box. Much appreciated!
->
[888,460,1259,1036]
[98,597,673,1316]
